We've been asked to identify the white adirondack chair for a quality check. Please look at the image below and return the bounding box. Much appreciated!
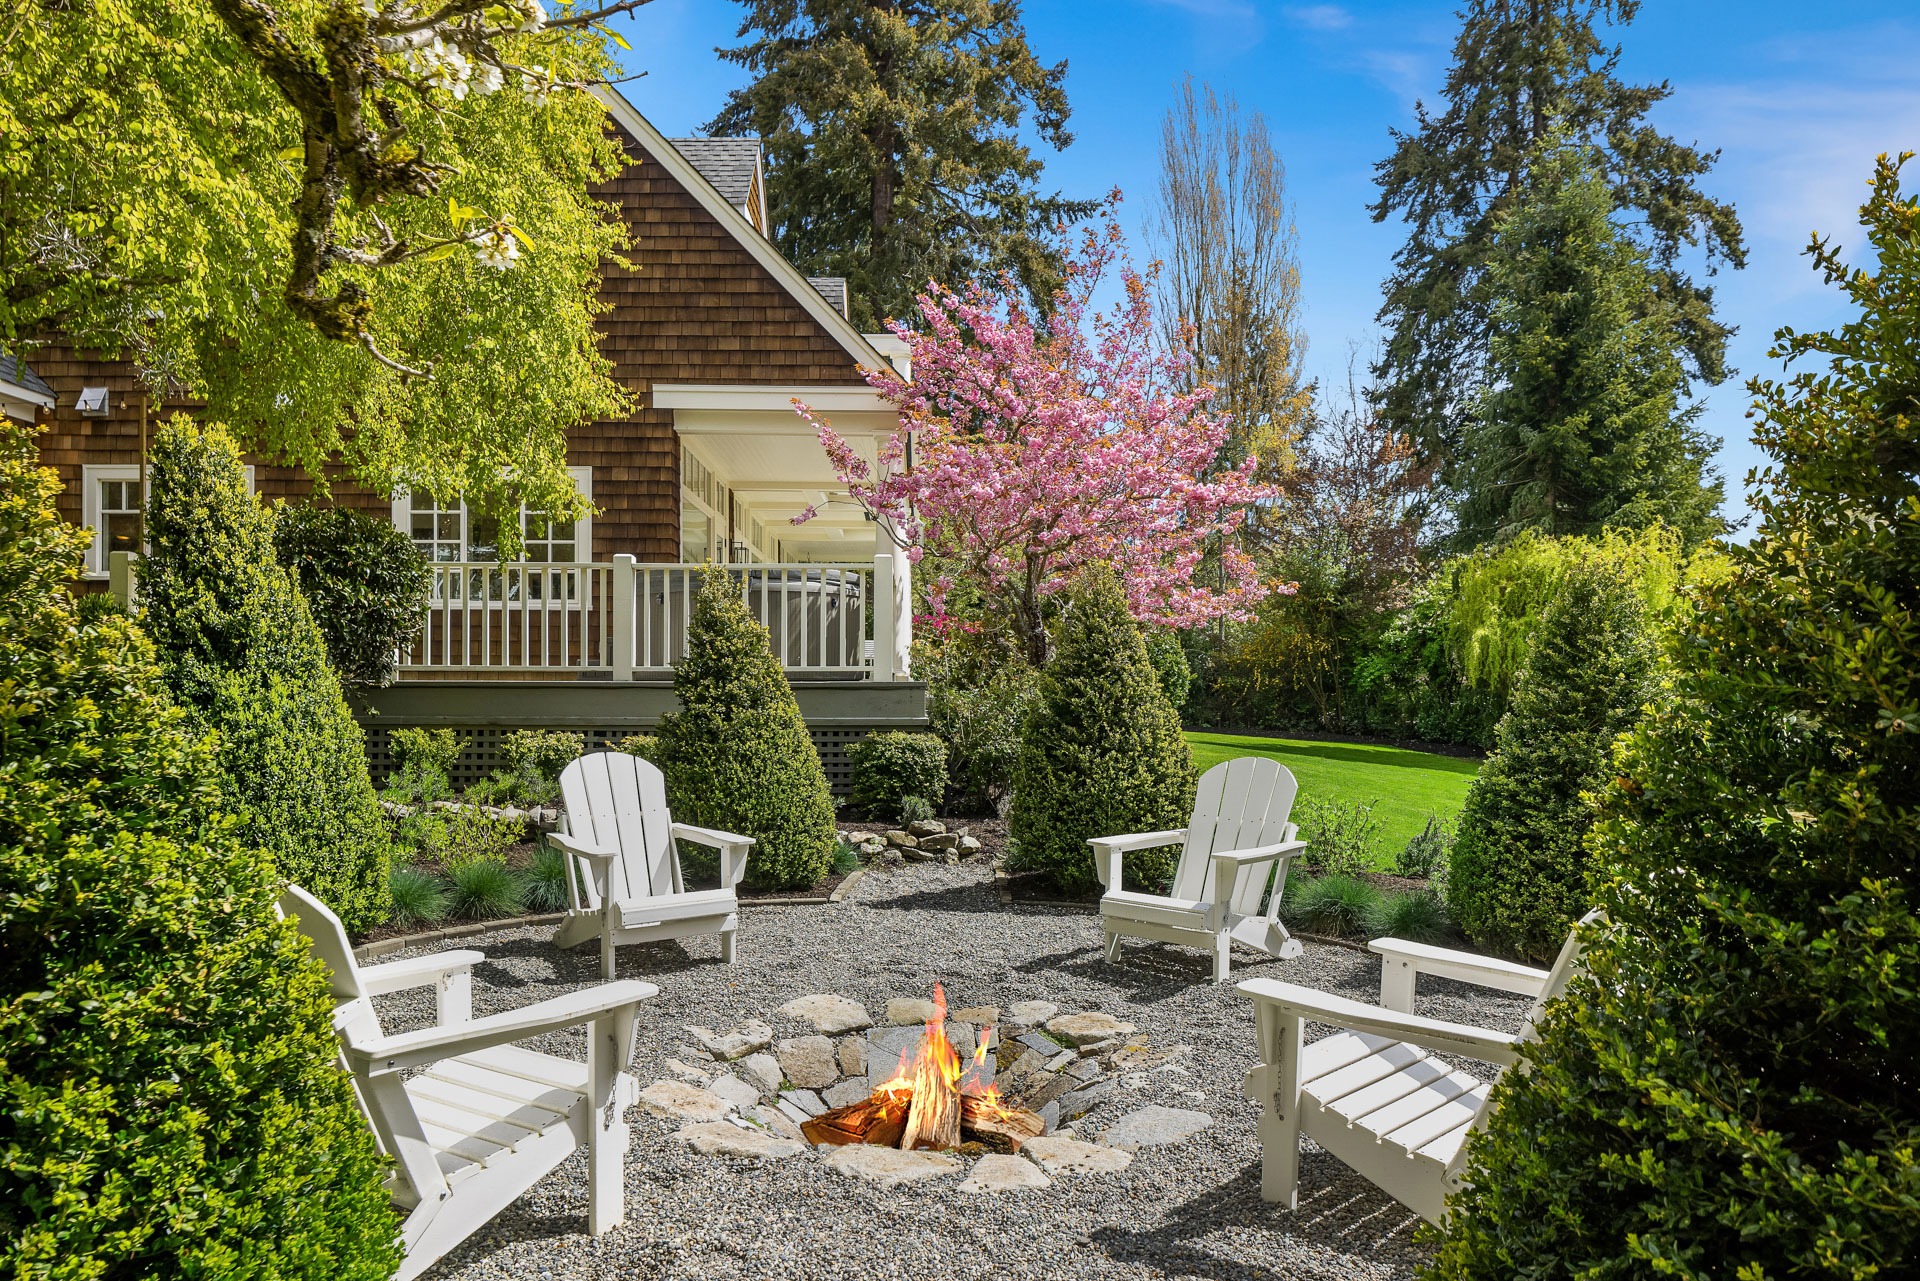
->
[549,750,754,978]
[278,885,657,1281]
[1237,912,1600,1224]
[1091,756,1308,983]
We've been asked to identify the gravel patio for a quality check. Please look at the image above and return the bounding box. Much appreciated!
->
[375,859,1525,1281]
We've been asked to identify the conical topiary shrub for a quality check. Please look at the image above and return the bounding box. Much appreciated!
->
[138,420,391,930]
[0,422,400,1277]
[1446,558,1659,961]
[1428,155,1920,1277]
[658,571,837,890]
[1008,567,1198,896]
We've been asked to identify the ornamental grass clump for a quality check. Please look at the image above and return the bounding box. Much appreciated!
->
[139,420,391,930]
[0,422,400,1277]
[1285,874,1382,937]
[1362,889,1452,944]
[1008,567,1197,896]
[657,572,837,890]
[388,865,452,926]
[1428,155,1920,1276]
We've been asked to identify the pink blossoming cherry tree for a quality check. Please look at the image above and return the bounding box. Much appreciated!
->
[795,208,1287,666]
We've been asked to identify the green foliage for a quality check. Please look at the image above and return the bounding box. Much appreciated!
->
[658,573,838,890]
[618,733,661,764]
[1362,889,1452,944]
[1143,627,1193,714]
[1457,141,1724,548]
[832,839,863,876]
[3,2,631,520]
[848,731,950,820]
[919,638,1038,813]
[1285,874,1383,937]
[1393,813,1453,881]
[138,420,391,931]
[445,859,524,921]
[436,805,522,872]
[0,421,399,1278]
[1429,157,1920,1276]
[1296,796,1384,876]
[391,726,466,779]
[464,762,557,809]
[899,795,936,826]
[707,0,1095,329]
[1371,0,1744,465]
[388,866,451,927]
[1448,560,1659,961]
[273,504,429,686]
[500,728,583,781]
[1008,568,1198,895]
[520,844,572,915]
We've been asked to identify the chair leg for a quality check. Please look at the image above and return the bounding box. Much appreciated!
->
[1214,932,1233,983]
[1103,929,1122,964]
[1252,1003,1305,1207]
[720,927,737,965]
[1257,1109,1302,1208]
[586,1013,627,1235]
[599,931,616,981]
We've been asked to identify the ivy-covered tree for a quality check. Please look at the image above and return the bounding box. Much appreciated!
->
[1454,142,1724,546]
[1371,0,1744,466]
[706,0,1095,327]
[1429,154,1920,1278]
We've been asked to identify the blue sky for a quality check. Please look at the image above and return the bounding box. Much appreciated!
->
[608,2,1920,524]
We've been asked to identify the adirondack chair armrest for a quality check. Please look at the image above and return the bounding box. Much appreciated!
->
[1087,829,1188,892]
[671,823,754,889]
[350,979,661,1077]
[1369,937,1552,1011]
[547,829,618,862]
[358,949,485,996]
[1236,977,1522,1068]
[1207,839,1307,871]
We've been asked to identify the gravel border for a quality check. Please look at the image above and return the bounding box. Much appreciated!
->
[367,859,1527,1280]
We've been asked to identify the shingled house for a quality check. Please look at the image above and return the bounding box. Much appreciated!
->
[9,88,925,788]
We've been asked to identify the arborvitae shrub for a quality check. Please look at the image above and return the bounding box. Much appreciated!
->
[847,731,949,820]
[658,572,837,889]
[273,502,429,686]
[1008,568,1197,895]
[0,423,400,1278]
[139,420,391,930]
[1429,157,1920,1276]
[1446,559,1658,961]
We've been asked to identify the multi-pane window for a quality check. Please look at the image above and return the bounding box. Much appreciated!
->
[394,468,591,602]
[408,492,466,563]
[82,464,252,574]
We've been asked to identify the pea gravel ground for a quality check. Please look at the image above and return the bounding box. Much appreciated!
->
[373,859,1526,1281]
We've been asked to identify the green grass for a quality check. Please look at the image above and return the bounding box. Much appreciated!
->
[1185,731,1480,865]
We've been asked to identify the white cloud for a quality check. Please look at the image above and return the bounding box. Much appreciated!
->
[1285,4,1353,31]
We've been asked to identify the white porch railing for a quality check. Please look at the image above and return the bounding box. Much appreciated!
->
[398,555,908,681]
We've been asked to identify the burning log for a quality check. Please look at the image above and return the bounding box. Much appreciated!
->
[899,1046,961,1150]
[801,1097,906,1148]
[960,1094,1045,1150]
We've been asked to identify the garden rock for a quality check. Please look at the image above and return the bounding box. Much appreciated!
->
[823,1079,872,1109]
[1060,1078,1116,1122]
[959,1154,1050,1193]
[687,1019,774,1061]
[782,1089,827,1117]
[639,1080,733,1122]
[918,833,961,853]
[826,1145,959,1188]
[707,1074,762,1111]
[907,819,947,838]
[958,835,983,855]
[738,1053,784,1096]
[1046,1012,1136,1046]
[886,997,939,1026]
[775,1036,838,1089]
[663,1057,709,1084]
[678,1121,805,1160]
[777,993,873,1035]
[1008,1000,1058,1025]
[885,830,918,849]
[837,1037,867,1078]
[746,1105,804,1141]
[1101,1106,1213,1150]
[952,1004,999,1025]
[1021,1135,1133,1175]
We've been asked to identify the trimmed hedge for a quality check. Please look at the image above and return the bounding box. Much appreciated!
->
[847,731,949,821]
[1008,568,1197,895]
[500,728,583,781]
[139,420,391,930]
[0,422,400,1278]
[273,503,429,686]
[658,572,837,889]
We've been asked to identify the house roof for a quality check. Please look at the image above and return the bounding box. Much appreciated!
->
[808,276,849,319]
[0,351,55,404]
[667,137,762,209]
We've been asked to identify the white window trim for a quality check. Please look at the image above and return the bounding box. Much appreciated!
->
[390,466,593,562]
[81,463,253,578]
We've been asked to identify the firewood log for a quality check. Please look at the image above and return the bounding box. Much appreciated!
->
[899,1057,961,1150]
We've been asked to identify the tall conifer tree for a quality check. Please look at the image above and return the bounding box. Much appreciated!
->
[1371,0,1744,466]
[707,0,1095,328]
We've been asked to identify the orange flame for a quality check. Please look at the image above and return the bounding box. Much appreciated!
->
[866,981,964,1120]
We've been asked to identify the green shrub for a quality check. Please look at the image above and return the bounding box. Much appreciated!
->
[273,502,430,687]
[0,422,400,1277]
[847,731,949,820]
[618,732,661,763]
[388,866,451,926]
[1362,889,1451,943]
[1393,812,1453,880]
[899,794,935,826]
[500,728,582,781]
[920,640,1038,813]
[389,725,465,800]
[832,838,863,875]
[1285,874,1382,936]
[1008,568,1197,895]
[1429,158,1920,1275]
[139,420,391,930]
[446,858,524,920]
[1144,627,1193,713]
[1296,796,1384,876]
[389,808,447,863]
[1447,559,1658,961]
[464,761,557,808]
[436,804,522,870]
[520,843,573,914]
[658,572,838,890]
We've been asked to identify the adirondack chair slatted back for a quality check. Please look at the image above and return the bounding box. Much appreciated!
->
[1171,757,1300,912]
[558,752,681,908]
[278,884,450,1208]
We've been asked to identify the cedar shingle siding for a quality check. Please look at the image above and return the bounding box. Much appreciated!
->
[24,119,865,565]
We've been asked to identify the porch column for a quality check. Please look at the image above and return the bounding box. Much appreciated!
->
[890,543,913,679]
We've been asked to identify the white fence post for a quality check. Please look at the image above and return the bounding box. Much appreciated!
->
[871,553,896,682]
[108,550,138,611]
[891,546,913,679]
[611,554,636,681]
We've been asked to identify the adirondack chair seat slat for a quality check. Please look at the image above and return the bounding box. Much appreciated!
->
[554,751,754,976]
[1095,757,1308,983]
[458,1043,595,1093]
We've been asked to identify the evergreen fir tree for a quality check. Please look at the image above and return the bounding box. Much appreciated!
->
[1447,559,1658,962]
[1429,154,1920,1278]
[1009,568,1197,896]
[706,0,1096,328]
[139,420,391,930]
[658,572,838,890]
[1371,0,1745,465]
[1455,142,1724,546]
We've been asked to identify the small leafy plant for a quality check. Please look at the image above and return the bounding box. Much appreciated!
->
[899,795,935,826]
[1394,813,1454,880]
[1296,797,1385,877]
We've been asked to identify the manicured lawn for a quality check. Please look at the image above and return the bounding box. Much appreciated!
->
[1185,731,1481,864]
